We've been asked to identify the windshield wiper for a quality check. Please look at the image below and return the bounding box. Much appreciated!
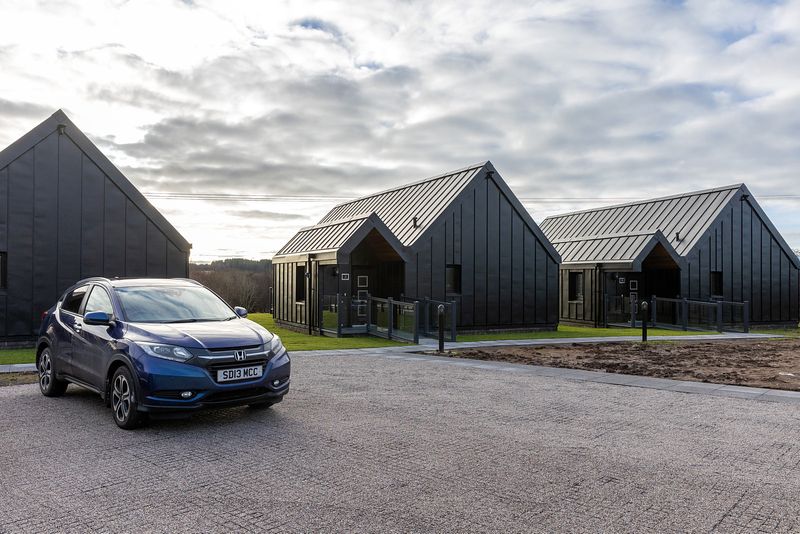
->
[163,319,200,324]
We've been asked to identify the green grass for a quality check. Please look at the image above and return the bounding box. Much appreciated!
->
[753,327,800,338]
[458,324,716,342]
[0,348,36,365]
[248,313,405,351]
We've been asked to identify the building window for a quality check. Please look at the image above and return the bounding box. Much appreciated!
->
[568,272,584,301]
[446,265,462,294]
[0,252,6,290]
[710,271,723,297]
[295,265,306,302]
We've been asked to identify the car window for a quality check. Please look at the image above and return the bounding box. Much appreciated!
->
[85,286,114,316]
[116,285,236,323]
[61,286,89,315]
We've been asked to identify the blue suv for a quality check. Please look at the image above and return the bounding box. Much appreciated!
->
[36,278,290,429]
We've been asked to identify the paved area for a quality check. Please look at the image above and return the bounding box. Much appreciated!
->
[2,350,800,533]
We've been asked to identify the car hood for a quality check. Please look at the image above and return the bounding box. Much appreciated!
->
[124,318,273,350]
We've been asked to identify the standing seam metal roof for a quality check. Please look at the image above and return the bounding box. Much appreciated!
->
[541,185,742,264]
[275,162,487,257]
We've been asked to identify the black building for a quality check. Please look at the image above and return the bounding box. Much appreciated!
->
[272,161,561,334]
[540,184,800,327]
[0,110,191,340]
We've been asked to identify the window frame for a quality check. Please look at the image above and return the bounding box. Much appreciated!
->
[295,265,307,303]
[710,270,723,298]
[568,271,584,302]
[445,264,462,295]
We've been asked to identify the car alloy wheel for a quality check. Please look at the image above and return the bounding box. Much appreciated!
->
[38,348,67,397]
[112,374,131,423]
[38,351,52,391]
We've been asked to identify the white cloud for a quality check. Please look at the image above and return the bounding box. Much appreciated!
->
[0,0,799,260]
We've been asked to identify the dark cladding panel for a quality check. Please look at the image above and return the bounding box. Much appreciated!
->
[511,212,524,324]
[431,226,445,301]
[473,179,487,325]
[103,180,127,276]
[7,149,34,335]
[146,221,167,277]
[125,200,147,276]
[460,189,475,326]
[498,195,512,325]
[486,181,500,325]
[57,135,82,290]
[0,167,7,249]
[167,241,187,278]
[523,230,536,323]
[81,155,104,277]
[33,134,60,327]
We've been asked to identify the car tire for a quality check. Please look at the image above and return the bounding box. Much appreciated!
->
[38,347,68,397]
[111,366,144,430]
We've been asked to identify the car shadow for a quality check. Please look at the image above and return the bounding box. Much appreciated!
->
[58,384,286,432]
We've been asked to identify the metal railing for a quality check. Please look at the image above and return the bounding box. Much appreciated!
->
[321,293,458,343]
[604,294,750,333]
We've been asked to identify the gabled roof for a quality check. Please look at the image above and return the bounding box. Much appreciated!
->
[0,110,191,252]
[274,212,408,262]
[541,184,743,263]
[275,161,561,263]
[550,230,684,270]
[318,162,487,247]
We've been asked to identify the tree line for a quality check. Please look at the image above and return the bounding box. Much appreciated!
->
[189,258,273,313]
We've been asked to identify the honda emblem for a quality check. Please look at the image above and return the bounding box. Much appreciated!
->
[234,350,247,361]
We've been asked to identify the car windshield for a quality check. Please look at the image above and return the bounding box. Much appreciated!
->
[115,286,237,323]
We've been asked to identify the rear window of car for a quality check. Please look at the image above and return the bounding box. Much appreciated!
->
[61,286,89,315]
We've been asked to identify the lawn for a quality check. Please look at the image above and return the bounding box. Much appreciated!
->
[247,313,405,351]
[457,324,716,342]
[0,348,36,365]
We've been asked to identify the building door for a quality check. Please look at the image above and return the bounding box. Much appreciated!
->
[351,267,373,324]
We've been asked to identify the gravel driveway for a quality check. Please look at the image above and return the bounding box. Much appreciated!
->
[1,350,799,533]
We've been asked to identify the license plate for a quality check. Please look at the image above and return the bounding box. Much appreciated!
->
[217,365,263,382]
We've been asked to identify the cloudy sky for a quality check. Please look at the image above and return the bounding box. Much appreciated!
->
[1,0,799,261]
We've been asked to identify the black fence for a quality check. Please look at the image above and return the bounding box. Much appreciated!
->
[320,294,457,343]
[605,294,750,333]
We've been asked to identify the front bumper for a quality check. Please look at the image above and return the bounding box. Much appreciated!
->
[134,351,291,413]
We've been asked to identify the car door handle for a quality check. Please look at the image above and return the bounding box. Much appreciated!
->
[74,323,82,333]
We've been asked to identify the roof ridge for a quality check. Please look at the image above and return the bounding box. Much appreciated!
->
[326,161,488,212]
[543,183,744,222]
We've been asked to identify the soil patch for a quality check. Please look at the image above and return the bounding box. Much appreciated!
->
[0,372,38,387]
[447,338,800,391]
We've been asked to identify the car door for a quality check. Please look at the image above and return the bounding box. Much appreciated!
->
[71,285,117,388]
[54,285,90,377]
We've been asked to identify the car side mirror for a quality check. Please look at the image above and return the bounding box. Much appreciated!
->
[84,311,113,326]
[234,306,248,318]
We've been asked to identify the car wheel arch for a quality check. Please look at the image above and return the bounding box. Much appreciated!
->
[105,357,137,404]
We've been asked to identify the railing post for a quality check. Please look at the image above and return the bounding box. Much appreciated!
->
[450,301,457,342]
[716,301,723,332]
[651,295,657,327]
[387,298,394,340]
[413,301,420,344]
[681,298,688,331]
[336,293,342,337]
[630,295,636,327]
[603,293,609,328]
[743,301,750,333]
[366,294,371,334]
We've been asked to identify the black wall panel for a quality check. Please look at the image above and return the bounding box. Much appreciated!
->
[0,128,190,338]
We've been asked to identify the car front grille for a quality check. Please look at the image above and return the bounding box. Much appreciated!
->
[204,387,270,403]
[207,344,261,353]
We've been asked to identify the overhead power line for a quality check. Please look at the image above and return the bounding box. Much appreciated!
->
[143,191,800,203]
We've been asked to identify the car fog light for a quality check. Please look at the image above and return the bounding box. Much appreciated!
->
[272,379,281,387]
[180,391,193,399]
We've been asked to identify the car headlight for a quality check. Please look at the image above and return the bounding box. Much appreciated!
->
[269,335,287,359]
[137,342,193,362]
